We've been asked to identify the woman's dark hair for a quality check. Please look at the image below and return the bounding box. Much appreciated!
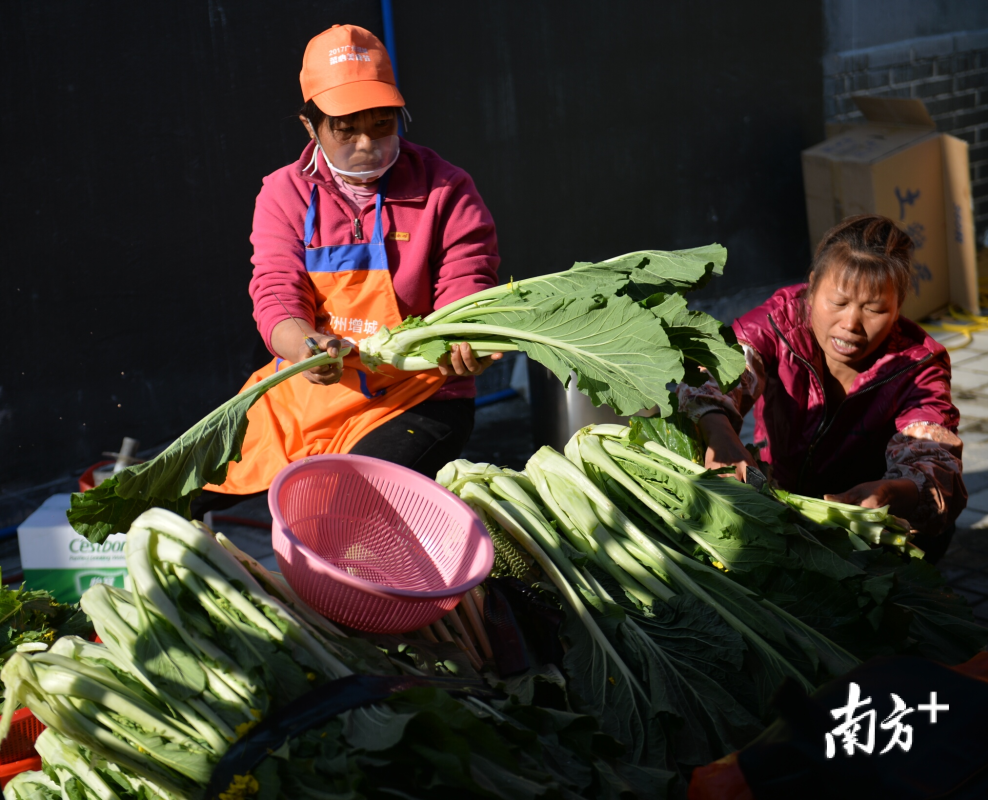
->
[299,99,399,134]
[808,214,914,306]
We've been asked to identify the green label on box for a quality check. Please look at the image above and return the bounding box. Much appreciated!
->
[21,568,128,604]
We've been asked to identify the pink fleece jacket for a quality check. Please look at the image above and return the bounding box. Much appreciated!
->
[248,138,500,399]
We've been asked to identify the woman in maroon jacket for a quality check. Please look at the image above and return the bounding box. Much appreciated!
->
[678,214,966,561]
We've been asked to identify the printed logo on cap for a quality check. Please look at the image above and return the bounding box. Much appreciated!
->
[328,45,372,66]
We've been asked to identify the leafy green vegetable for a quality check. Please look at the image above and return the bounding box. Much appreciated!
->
[6,509,678,799]
[593,436,790,572]
[9,728,185,800]
[524,444,816,709]
[774,489,920,556]
[644,292,744,389]
[0,573,93,701]
[631,415,703,465]
[439,458,765,782]
[572,425,987,663]
[70,247,744,544]
[362,247,744,418]
[586,568,762,767]
[3,769,62,800]
[1,509,379,793]
[368,293,686,415]
[272,685,671,800]
[440,418,987,784]
[425,246,727,322]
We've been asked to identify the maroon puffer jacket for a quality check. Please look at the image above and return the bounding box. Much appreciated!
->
[733,285,959,498]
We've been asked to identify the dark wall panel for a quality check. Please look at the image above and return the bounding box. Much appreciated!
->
[395,0,824,289]
[0,1,380,486]
[1,0,824,488]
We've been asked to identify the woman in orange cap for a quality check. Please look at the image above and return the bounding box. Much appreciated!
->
[196,24,501,511]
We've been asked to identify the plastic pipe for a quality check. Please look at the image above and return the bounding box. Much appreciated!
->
[380,0,403,136]
[474,388,518,408]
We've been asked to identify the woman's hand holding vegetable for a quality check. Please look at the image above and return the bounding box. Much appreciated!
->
[825,478,919,519]
[698,411,757,482]
[270,317,343,385]
[438,343,502,377]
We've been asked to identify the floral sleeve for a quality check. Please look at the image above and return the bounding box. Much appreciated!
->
[884,422,966,537]
[676,345,766,432]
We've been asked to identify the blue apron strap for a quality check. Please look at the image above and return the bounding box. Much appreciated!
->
[358,370,386,399]
[370,170,392,245]
[378,168,392,199]
[304,185,319,247]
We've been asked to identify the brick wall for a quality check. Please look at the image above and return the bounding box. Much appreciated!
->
[824,29,988,245]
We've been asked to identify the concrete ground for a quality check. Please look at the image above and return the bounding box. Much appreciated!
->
[927,328,988,625]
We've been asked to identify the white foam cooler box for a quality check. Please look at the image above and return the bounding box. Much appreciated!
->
[17,494,129,603]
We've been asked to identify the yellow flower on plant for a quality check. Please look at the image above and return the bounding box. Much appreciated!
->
[219,773,260,800]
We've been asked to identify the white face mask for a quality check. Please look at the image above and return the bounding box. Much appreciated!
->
[304,127,400,184]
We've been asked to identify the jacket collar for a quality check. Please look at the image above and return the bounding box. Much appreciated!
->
[768,283,942,392]
[293,138,428,202]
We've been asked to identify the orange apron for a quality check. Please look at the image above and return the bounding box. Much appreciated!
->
[210,174,444,495]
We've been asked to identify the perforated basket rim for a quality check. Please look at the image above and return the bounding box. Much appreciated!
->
[269,454,493,601]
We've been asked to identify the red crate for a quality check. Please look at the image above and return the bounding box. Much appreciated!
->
[0,755,43,789]
[0,707,45,764]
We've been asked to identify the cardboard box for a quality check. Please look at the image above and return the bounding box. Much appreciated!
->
[17,494,128,603]
[802,97,978,320]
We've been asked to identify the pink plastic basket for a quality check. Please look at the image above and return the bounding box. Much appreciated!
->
[269,454,493,634]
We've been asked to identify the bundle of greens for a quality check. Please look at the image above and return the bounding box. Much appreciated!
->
[2,635,218,794]
[624,417,985,662]
[2,770,63,800]
[67,246,745,544]
[1,509,677,799]
[438,459,766,783]
[567,421,986,664]
[774,489,918,555]
[3,728,183,800]
[0,509,366,795]
[437,424,987,784]
[0,572,93,701]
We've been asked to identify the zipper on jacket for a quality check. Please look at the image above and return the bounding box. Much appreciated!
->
[767,314,934,492]
[797,350,933,490]
[768,315,829,490]
[353,218,363,241]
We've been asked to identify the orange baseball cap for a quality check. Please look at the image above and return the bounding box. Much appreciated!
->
[300,24,405,116]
